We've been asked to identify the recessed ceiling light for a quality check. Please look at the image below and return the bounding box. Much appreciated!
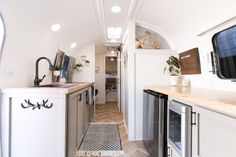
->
[70,43,77,48]
[111,5,121,13]
[51,24,61,32]
[107,27,122,39]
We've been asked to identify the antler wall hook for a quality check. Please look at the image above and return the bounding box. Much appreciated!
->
[21,99,53,110]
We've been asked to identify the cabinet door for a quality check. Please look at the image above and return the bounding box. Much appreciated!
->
[4,94,66,157]
[194,106,236,157]
[168,143,181,157]
[77,93,84,148]
[83,90,90,133]
[67,92,79,157]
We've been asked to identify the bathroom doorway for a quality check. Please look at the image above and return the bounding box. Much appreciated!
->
[105,52,121,111]
[105,56,117,103]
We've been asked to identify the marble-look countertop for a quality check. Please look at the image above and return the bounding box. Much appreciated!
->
[145,85,236,118]
[1,82,94,94]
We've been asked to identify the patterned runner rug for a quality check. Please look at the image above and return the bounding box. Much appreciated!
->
[76,123,124,157]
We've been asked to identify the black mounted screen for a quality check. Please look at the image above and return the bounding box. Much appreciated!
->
[212,25,236,79]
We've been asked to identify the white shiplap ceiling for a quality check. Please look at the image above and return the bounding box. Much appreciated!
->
[1,0,235,51]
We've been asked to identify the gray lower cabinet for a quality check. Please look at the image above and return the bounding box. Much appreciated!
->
[67,88,90,157]
[83,90,90,133]
[67,90,82,157]
[76,93,84,149]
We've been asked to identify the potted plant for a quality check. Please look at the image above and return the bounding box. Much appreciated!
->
[52,65,62,77]
[164,56,182,86]
[75,63,83,71]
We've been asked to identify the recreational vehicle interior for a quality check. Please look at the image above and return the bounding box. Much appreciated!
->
[0,0,236,157]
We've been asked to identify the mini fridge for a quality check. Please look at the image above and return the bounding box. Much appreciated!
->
[143,90,168,157]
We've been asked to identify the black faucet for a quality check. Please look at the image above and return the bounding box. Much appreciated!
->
[34,57,53,86]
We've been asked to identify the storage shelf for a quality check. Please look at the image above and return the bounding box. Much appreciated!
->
[135,49,178,55]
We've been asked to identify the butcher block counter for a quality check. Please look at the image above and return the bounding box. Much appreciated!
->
[145,85,236,118]
[0,82,94,94]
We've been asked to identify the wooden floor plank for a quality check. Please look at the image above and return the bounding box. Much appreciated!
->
[91,103,149,157]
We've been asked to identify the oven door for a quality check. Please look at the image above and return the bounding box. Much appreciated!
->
[168,100,192,157]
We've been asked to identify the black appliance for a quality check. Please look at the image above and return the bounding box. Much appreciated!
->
[143,90,168,157]
[212,25,236,79]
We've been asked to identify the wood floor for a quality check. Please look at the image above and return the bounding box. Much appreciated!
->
[91,102,149,157]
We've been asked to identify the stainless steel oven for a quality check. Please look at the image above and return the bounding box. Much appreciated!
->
[168,100,192,157]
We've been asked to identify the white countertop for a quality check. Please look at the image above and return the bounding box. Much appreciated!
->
[1,82,94,94]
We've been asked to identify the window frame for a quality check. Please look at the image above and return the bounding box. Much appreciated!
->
[0,12,6,64]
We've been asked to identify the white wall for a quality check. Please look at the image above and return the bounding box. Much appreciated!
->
[0,0,101,88]
[0,16,57,87]
[95,54,105,104]
[137,0,236,92]
[173,19,236,92]
[121,37,129,137]
[72,44,95,83]
[121,21,136,140]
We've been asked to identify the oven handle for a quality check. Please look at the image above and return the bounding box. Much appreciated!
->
[167,147,172,157]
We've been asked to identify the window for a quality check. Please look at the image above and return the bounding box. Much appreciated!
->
[0,12,5,62]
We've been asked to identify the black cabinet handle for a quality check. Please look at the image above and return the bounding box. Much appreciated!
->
[191,112,196,126]
[78,94,82,101]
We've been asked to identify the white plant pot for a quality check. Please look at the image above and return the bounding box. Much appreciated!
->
[53,70,61,77]
[76,67,83,71]
[169,76,182,86]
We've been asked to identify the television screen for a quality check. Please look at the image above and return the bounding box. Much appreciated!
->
[212,25,236,79]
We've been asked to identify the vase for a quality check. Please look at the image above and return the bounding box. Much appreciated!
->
[169,76,182,86]
[182,78,191,87]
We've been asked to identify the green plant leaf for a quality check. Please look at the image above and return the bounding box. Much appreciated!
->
[164,55,180,76]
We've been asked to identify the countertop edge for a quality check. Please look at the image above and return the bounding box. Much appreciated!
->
[145,85,236,118]
[0,82,94,94]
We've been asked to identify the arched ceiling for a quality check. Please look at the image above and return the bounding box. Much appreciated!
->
[137,0,236,44]
[0,0,103,51]
[1,0,235,51]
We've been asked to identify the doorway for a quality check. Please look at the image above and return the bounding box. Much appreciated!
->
[105,53,121,111]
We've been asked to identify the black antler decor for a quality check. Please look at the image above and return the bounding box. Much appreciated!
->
[21,99,53,110]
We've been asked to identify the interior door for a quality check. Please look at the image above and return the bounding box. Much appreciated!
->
[117,51,121,112]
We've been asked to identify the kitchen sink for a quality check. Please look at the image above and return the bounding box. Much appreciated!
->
[35,82,87,88]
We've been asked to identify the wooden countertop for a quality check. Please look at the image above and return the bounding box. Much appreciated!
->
[1,82,94,94]
[145,85,236,118]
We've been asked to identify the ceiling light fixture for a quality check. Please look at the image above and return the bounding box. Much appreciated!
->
[51,24,61,32]
[111,5,121,13]
[70,43,77,48]
[107,27,122,39]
